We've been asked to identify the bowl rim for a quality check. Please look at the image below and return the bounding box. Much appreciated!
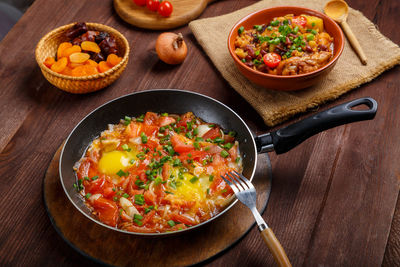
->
[35,22,130,81]
[227,6,345,80]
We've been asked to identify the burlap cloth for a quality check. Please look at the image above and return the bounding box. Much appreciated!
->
[189,0,400,127]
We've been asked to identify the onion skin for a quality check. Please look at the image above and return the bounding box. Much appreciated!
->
[156,32,188,65]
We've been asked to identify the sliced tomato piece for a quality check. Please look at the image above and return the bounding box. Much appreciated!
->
[144,190,157,205]
[292,16,307,27]
[170,213,197,226]
[142,125,158,136]
[92,197,118,227]
[144,112,159,126]
[176,112,194,129]
[263,53,281,68]
[125,121,141,138]
[124,224,154,233]
[228,146,238,161]
[143,139,158,150]
[103,186,116,198]
[77,160,97,180]
[202,127,221,140]
[178,150,208,162]
[142,210,156,225]
[223,134,235,144]
[84,176,106,194]
[171,135,194,153]
[158,116,176,127]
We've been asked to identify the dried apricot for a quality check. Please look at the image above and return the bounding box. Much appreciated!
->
[51,57,68,73]
[69,62,85,68]
[106,54,122,67]
[57,42,72,60]
[43,57,55,68]
[61,66,73,76]
[62,45,82,58]
[71,65,98,76]
[85,59,98,67]
[98,61,111,73]
[81,41,101,53]
[69,52,90,63]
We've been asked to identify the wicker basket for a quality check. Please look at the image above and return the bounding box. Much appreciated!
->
[35,23,130,94]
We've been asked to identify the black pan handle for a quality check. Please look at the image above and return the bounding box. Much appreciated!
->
[255,97,378,154]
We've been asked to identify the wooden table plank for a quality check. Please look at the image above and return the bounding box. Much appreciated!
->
[0,0,399,266]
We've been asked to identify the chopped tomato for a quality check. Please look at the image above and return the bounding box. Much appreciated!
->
[144,190,157,205]
[77,160,97,180]
[170,213,197,226]
[125,122,141,138]
[144,112,159,126]
[228,145,238,161]
[223,134,235,143]
[170,223,187,231]
[263,53,281,68]
[142,125,158,136]
[92,197,118,227]
[142,210,156,225]
[202,127,221,140]
[124,224,154,233]
[176,112,194,128]
[292,16,307,27]
[103,186,116,198]
[178,150,208,162]
[162,163,171,180]
[171,135,194,153]
[158,116,176,127]
[84,176,106,194]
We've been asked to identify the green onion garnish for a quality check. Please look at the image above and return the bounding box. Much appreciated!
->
[141,132,148,144]
[190,176,199,183]
[167,220,175,227]
[85,193,91,199]
[238,26,244,35]
[220,150,229,158]
[134,194,144,205]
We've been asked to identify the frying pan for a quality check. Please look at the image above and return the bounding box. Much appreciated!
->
[60,89,377,236]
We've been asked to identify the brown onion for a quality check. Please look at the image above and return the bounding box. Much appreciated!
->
[155,32,188,65]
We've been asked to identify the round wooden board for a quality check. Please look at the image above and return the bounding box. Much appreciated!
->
[44,144,272,266]
[114,0,214,30]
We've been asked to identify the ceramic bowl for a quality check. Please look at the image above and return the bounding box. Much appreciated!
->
[227,6,344,91]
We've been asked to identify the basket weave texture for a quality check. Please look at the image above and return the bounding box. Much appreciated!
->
[35,23,130,94]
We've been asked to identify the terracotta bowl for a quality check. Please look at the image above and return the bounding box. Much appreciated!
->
[227,6,344,91]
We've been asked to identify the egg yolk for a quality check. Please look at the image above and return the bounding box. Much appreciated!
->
[172,169,210,202]
[98,151,131,175]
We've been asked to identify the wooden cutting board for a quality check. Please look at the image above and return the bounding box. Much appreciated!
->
[114,0,215,30]
[44,143,272,266]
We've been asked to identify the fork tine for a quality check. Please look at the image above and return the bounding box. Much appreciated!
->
[234,170,255,190]
[221,175,239,194]
[226,172,246,191]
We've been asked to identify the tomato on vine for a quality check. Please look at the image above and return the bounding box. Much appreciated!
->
[133,0,146,6]
[158,1,173,17]
[146,0,160,12]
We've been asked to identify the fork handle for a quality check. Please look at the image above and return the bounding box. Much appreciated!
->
[261,228,292,267]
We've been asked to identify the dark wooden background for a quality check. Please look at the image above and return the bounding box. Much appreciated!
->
[0,0,399,266]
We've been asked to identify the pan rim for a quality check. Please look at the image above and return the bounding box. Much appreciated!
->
[59,88,258,237]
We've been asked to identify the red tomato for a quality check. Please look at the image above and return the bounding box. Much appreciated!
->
[85,177,106,194]
[263,53,281,68]
[146,0,159,12]
[92,197,118,227]
[171,135,194,153]
[202,127,221,140]
[176,113,193,128]
[292,16,307,27]
[158,1,173,17]
[144,112,159,126]
[133,0,146,6]
[125,121,141,138]
[144,190,157,205]
[158,116,176,127]
[103,186,116,198]
[178,150,208,162]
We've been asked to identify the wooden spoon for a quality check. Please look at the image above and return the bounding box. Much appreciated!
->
[324,0,367,65]
[114,0,216,30]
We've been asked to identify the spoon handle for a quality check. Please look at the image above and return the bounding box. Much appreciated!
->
[341,20,367,65]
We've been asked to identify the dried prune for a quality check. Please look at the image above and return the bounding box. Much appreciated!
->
[91,52,105,63]
[66,22,88,39]
[95,31,110,44]
[99,36,118,56]
[81,31,98,42]
[71,38,82,46]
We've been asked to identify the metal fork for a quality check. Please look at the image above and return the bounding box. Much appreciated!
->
[222,171,292,267]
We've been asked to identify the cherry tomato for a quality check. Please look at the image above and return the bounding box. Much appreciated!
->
[146,0,160,12]
[133,0,146,6]
[158,1,173,17]
[292,16,307,27]
[263,53,281,68]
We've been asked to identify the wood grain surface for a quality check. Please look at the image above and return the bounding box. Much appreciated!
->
[0,0,399,266]
[114,0,215,30]
[44,145,271,266]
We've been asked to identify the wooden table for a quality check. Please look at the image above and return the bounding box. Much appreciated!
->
[0,0,399,266]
